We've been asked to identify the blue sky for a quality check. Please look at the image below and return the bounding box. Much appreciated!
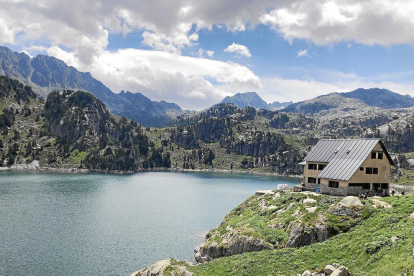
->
[1,0,414,109]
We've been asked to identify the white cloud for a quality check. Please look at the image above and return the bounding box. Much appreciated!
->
[47,47,261,110]
[0,17,15,44]
[23,44,48,53]
[142,31,180,54]
[1,0,414,62]
[297,49,309,57]
[260,0,414,46]
[257,71,414,104]
[2,0,414,110]
[19,50,32,58]
[189,33,199,41]
[47,46,80,68]
[197,48,204,57]
[224,42,252,57]
[197,48,214,58]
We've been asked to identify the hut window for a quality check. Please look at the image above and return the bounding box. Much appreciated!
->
[318,164,326,170]
[362,183,371,189]
[349,183,370,189]
[348,183,362,187]
[366,167,378,174]
[308,177,317,183]
[371,152,376,159]
[328,181,339,188]
[360,167,364,171]
[378,152,383,159]
[308,164,317,170]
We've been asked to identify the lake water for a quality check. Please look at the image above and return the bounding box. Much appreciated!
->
[0,171,299,276]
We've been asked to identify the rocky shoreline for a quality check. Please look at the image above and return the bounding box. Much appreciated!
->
[130,193,369,276]
[0,160,302,178]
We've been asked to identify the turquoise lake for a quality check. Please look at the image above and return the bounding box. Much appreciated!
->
[0,171,299,276]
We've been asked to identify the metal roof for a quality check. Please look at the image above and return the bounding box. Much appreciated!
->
[304,138,392,181]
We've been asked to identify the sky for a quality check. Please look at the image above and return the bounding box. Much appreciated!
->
[1,0,414,110]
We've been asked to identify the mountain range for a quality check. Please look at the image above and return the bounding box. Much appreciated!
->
[2,45,414,126]
[281,88,414,115]
[0,46,182,127]
[219,92,293,110]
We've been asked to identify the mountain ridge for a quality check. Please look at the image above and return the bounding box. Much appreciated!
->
[218,92,293,110]
[0,45,183,127]
[282,88,414,115]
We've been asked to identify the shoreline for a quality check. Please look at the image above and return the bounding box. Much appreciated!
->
[0,162,302,178]
[3,164,413,192]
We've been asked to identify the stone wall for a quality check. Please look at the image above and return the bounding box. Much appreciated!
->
[321,184,388,196]
[304,183,319,191]
[347,186,371,196]
[320,185,348,196]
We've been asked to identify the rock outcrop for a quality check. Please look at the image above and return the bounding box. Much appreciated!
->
[193,192,369,264]
[285,221,334,248]
[132,259,193,276]
[45,90,110,141]
[330,196,364,216]
[194,235,273,263]
[295,264,349,276]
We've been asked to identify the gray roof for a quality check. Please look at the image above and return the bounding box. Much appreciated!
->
[304,138,392,181]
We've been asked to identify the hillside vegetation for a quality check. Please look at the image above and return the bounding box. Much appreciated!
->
[0,76,171,171]
[5,75,414,185]
[135,192,414,276]
[0,77,306,174]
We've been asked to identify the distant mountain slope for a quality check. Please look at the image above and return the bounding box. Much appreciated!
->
[339,88,414,109]
[282,93,369,115]
[220,92,269,109]
[218,92,292,110]
[282,88,414,115]
[268,101,293,110]
[0,46,183,127]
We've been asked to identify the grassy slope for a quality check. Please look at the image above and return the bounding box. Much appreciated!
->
[189,194,414,276]
[203,192,369,250]
[0,97,89,168]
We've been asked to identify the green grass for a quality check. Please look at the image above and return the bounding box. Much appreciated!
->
[187,194,414,276]
[38,116,45,127]
[395,168,414,186]
[202,192,366,252]
[70,149,87,165]
[0,101,5,114]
